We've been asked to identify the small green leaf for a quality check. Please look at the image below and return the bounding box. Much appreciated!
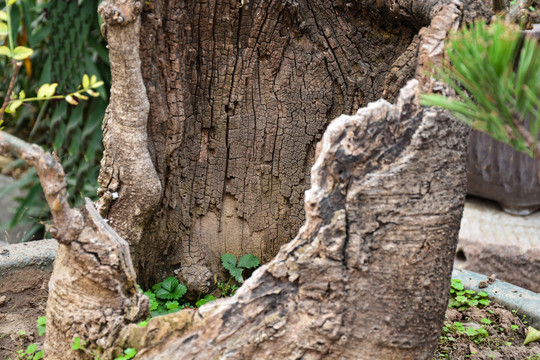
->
[123,348,137,359]
[6,99,22,113]
[19,89,25,99]
[511,324,519,330]
[12,46,33,60]
[137,319,149,327]
[451,279,464,291]
[72,337,83,350]
[37,83,58,98]
[481,318,492,325]
[477,291,489,297]
[523,326,540,345]
[82,74,90,89]
[33,350,44,360]
[91,80,104,89]
[37,316,46,336]
[229,267,244,283]
[478,298,490,306]
[26,343,37,355]
[221,253,238,271]
[165,300,179,310]
[196,294,216,307]
[237,253,260,269]
[8,0,18,5]
[0,22,8,36]
[149,299,159,311]
[171,282,187,299]
[0,11,8,21]
[162,277,179,293]
[0,45,11,57]
[85,88,100,97]
[73,92,89,100]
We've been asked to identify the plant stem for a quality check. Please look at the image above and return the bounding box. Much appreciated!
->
[512,120,540,159]
[6,2,14,56]
[0,61,22,121]
[13,95,66,102]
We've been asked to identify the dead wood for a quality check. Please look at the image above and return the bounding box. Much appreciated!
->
[0,0,481,358]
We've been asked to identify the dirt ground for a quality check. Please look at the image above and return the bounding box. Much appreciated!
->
[0,269,49,360]
[434,304,540,359]
[0,278,538,359]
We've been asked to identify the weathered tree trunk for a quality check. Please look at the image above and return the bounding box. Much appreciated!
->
[97,0,488,287]
[0,133,148,360]
[120,81,470,360]
[0,0,487,358]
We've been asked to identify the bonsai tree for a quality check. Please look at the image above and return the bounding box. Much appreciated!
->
[0,0,491,358]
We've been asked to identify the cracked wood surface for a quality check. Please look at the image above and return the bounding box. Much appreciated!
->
[0,133,148,360]
[134,0,432,287]
[96,0,162,269]
[132,77,469,359]
[114,3,474,358]
[100,0,488,289]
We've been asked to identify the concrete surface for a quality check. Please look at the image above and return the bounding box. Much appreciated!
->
[0,239,58,290]
[457,197,540,293]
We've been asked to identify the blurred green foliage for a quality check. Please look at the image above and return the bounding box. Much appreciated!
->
[421,18,540,158]
[0,0,109,241]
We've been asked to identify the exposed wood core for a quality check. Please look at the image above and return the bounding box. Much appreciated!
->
[136,0,424,286]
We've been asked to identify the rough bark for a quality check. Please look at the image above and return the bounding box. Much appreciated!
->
[106,0,466,288]
[126,76,469,359]
[96,0,162,259]
[1,0,478,357]
[0,133,148,359]
[115,3,470,358]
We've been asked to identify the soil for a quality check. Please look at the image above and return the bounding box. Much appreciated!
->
[0,282,538,359]
[434,304,540,359]
[0,271,48,360]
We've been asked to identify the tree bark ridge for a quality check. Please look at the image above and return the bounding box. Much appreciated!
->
[0,132,148,360]
[96,0,162,268]
[133,74,469,359]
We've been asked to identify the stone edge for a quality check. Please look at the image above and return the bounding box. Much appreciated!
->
[0,239,58,276]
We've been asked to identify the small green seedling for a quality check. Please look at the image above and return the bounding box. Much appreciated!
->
[143,277,190,317]
[449,279,490,310]
[72,337,87,351]
[13,343,43,360]
[36,316,46,337]
[221,253,260,283]
[154,277,187,300]
[114,348,137,360]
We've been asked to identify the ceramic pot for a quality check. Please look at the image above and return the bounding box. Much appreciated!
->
[466,24,540,215]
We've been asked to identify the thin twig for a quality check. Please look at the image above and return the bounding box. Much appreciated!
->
[0,131,82,243]
[0,61,22,121]
[514,122,540,159]
[505,115,540,160]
